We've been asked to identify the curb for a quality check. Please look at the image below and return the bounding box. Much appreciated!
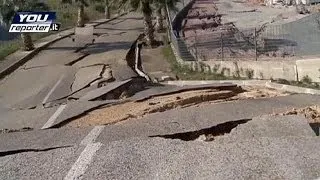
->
[166,80,270,86]
[265,81,320,95]
[165,80,320,95]
[0,12,128,80]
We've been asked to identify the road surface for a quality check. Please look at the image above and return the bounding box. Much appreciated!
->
[0,11,320,180]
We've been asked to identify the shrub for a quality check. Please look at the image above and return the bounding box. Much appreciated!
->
[301,75,312,84]
[245,69,254,79]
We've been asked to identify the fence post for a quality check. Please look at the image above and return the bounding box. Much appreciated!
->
[221,32,224,61]
[254,28,258,61]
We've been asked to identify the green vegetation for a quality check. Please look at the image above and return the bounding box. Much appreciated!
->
[162,45,246,80]
[273,76,320,90]
[0,40,21,61]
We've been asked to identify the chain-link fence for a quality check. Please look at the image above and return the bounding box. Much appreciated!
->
[169,2,320,61]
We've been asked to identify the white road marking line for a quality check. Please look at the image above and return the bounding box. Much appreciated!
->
[80,126,105,146]
[41,104,67,129]
[42,75,64,105]
[64,142,103,180]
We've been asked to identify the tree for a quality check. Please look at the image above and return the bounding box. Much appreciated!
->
[153,0,164,32]
[153,0,180,32]
[62,0,89,27]
[113,0,157,46]
[0,0,49,51]
[105,0,111,19]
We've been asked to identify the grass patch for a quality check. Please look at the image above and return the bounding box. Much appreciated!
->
[0,40,21,61]
[162,45,246,80]
[272,76,320,90]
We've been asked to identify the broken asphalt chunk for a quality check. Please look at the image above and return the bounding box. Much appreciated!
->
[80,79,133,101]
[131,83,238,102]
[72,65,105,93]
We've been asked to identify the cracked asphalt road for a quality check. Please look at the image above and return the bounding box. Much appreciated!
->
[0,10,320,179]
[0,12,144,118]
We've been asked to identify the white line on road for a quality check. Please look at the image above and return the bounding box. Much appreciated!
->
[64,142,103,180]
[42,75,64,105]
[80,126,105,146]
[41,104,67,129]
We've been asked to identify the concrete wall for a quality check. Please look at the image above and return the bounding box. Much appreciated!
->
[296,58,320,82]
[173,57,320,82]
[203,60,298,81]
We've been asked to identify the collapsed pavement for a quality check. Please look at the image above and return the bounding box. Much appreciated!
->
[0,105,320,179]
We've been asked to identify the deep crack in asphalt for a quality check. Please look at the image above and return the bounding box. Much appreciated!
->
[149,119,251,141]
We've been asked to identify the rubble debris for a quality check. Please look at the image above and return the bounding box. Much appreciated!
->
[280,105,320,123]
[101,66,115,82]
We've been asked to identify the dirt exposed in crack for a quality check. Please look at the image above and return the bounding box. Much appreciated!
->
[150,119,251,142]
[231,86,290,100]
[68,89,236,127]
[66,86,288,128]
[197,86,290,106]
[279,105,320,123]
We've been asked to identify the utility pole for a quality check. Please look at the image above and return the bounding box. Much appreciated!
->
[254,28,257,61]
[221,32,224,61]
